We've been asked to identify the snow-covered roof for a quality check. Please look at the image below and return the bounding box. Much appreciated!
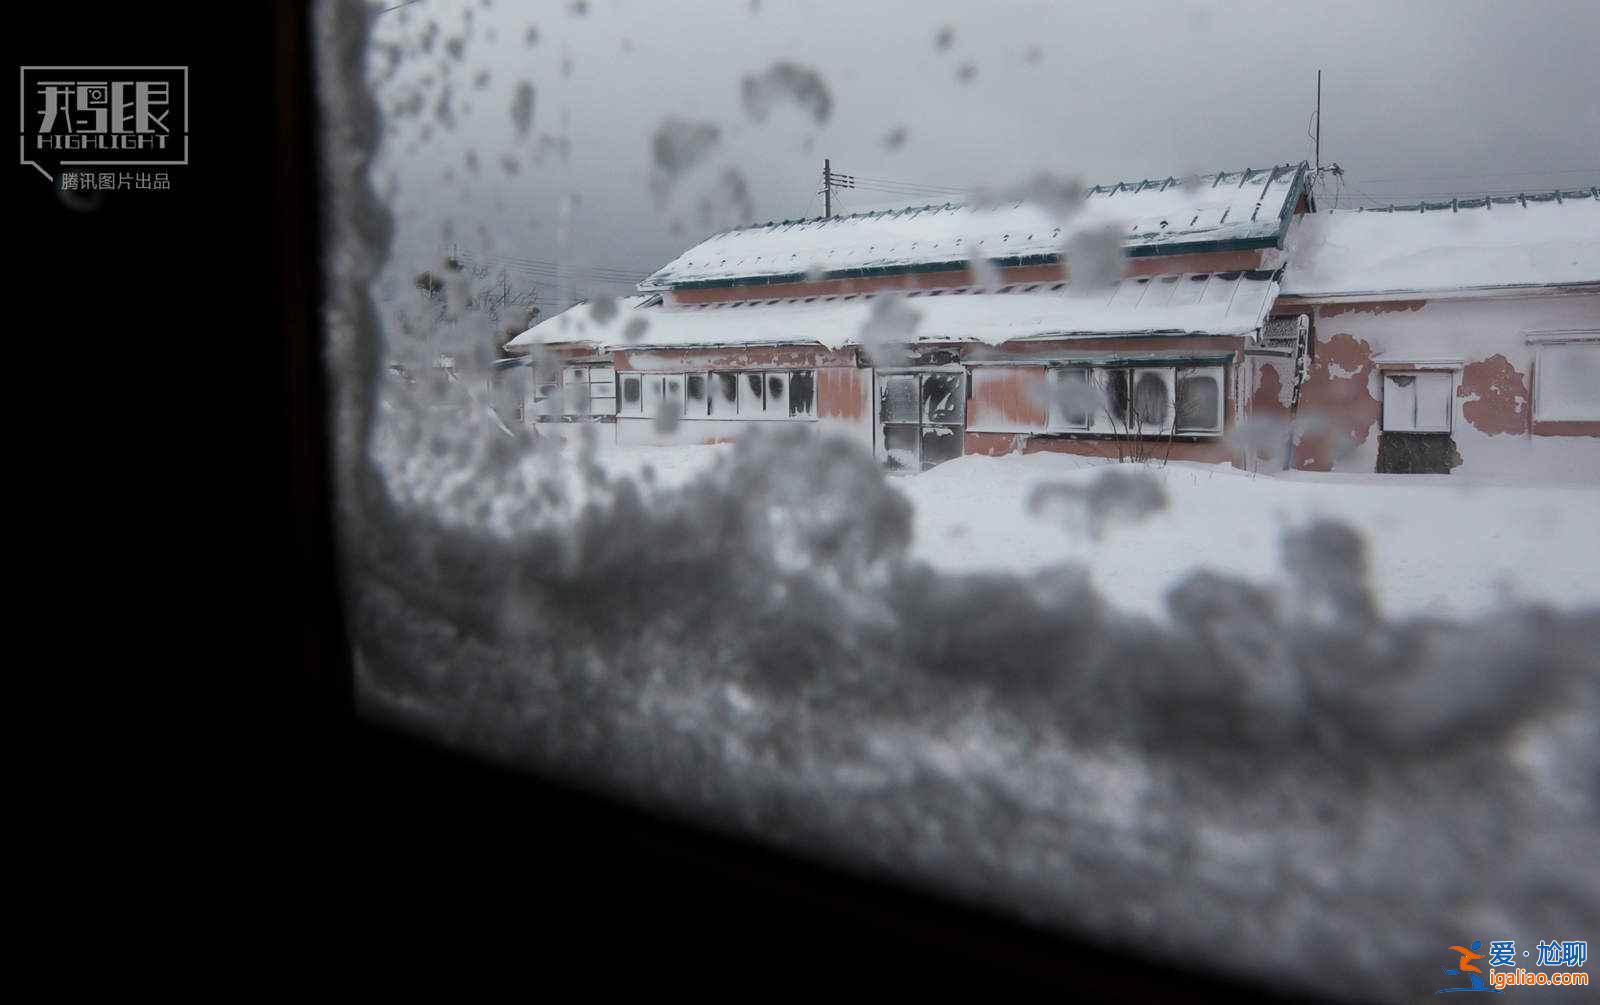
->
[640,164,1310,291]
[510,270,1283,353]
[1281,190,1600,298]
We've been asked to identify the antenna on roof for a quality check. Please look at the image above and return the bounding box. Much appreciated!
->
[1306,70,1343,209]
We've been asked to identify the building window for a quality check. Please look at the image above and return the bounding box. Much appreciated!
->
[587,365,616,416]
[739,371,766,415]
[1175,367,1224,433]
[1043,364,1224,436]
[789,370,816,417]
[1382,371,1453,433]
[663,374,686,416]
[1046,367,1090,431]
[1131,368,1175,434]
[922,372,964,424]
[640,373,665,417]
[685,373,708,416]
[547,364,618,417]
[619,373,643,415]
[1533,342,1600,422]
[710,371,739,416]
[618,369,818,420]
[532,381,561,419]
[766,371,790,415]
[1090,368,1129,435]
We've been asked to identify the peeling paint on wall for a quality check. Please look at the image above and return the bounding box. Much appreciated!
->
[1303,300,1428,319]
[1292,332,1382,471]
[1458,353,1530,436]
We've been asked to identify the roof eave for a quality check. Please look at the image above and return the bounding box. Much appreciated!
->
[1278,280,1600,305]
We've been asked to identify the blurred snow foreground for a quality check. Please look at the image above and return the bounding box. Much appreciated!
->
[318,3,1597,1002]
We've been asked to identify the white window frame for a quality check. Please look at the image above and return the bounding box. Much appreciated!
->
[1036,363,1226,437]
[1174,366,1225,434]
[618,368,820,421]
[787,369,818,419]
[662,373,687,416]
[618,372,645,416]
[1529,334,1600,423]
[708,371,740,417]
[587,365,616,416]
[1130,367,1176,436]
[639,373,665,417]
[1045,367,1091,432]
[1381,368,1455,434]
[683,371,710,418]
[765,371,791,418]
[737,371,767,417]
[1087,368,1127,435]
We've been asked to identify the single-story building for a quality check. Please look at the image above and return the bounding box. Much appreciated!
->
[507,162,1599,478]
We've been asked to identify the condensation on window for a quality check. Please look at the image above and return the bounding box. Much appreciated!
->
[788,369,815,417]
[317,3,1600,1000]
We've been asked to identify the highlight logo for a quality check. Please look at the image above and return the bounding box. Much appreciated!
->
[1438,938,1589,994]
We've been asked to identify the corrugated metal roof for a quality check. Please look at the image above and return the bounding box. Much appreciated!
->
[510,269,1283,353]
[639,163,1309,292]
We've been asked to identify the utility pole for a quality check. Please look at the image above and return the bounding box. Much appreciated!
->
[821,159,854,217]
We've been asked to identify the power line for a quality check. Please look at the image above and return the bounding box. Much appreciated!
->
[446,247,653,287]
[854,181,969,194]
[853,182,971,199]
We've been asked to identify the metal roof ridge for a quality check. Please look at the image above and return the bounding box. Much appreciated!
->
[705,162,1312,231]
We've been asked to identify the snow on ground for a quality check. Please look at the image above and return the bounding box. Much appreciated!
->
[583,441,1600,620]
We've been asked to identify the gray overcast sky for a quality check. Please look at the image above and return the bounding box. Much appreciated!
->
[368,0,1600,315]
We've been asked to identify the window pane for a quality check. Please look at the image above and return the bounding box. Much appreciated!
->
[922,372,964,424]
[920,423,963,469]
[664,374,686,415]
[561,380,592,416]
[1383,374,1417,432]
[620,374,642,411]
[1048,368,1091,430]
[880,374,920,423]
[1131,368,1174,432]
[535,382,560,420]
[1414,372,1452,432]
[789,370,816,417]
[767,372,789,416]
[882,423,918,471]
[1091,369,1129,432]
[1536,344,1600,421]
[739,371,766,415]
[1175,367,1222,432]
[640,374,665,417]
[710,371,739,416]
[685,373,707,415]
